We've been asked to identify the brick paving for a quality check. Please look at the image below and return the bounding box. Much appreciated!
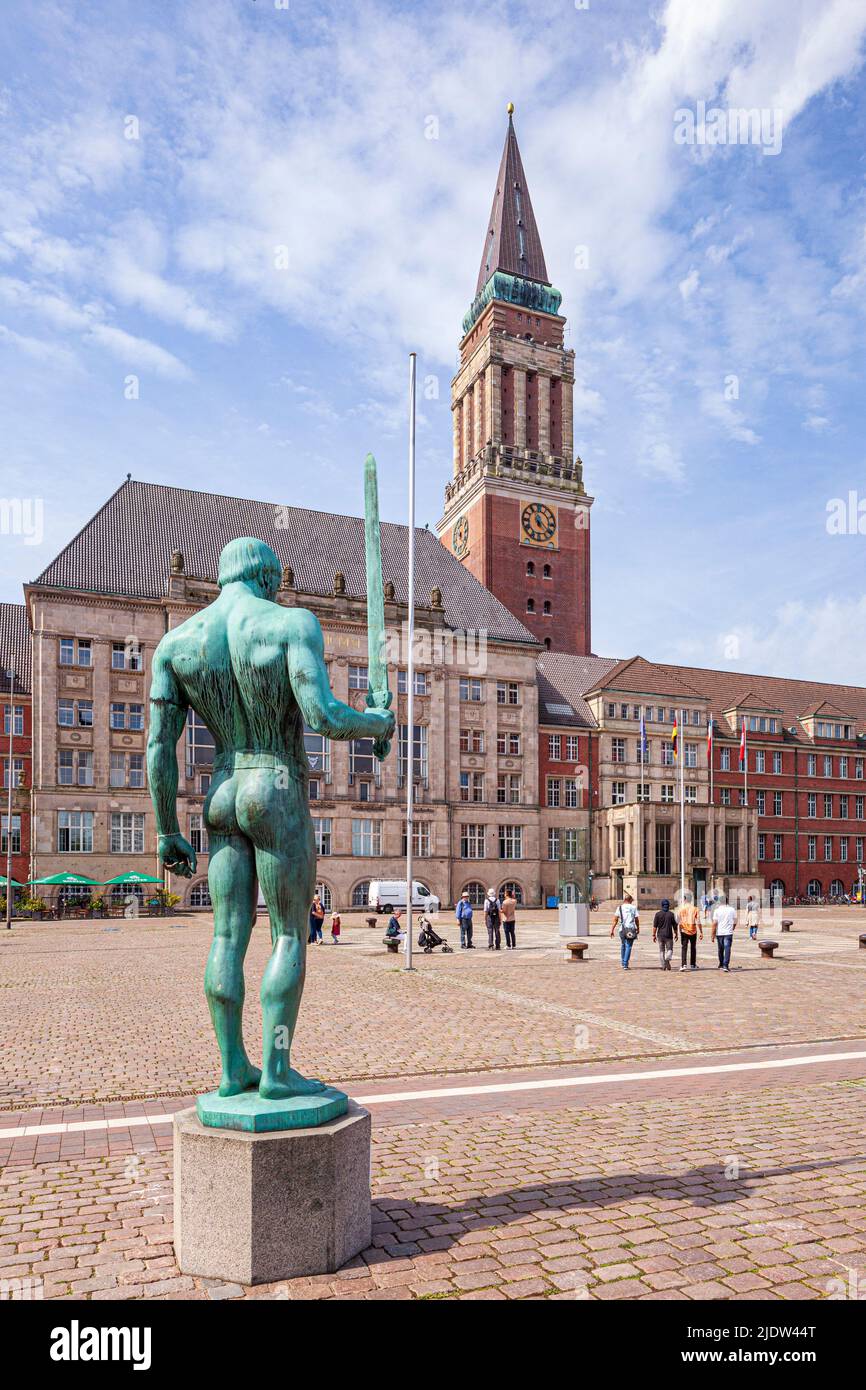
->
[1,907,865,1300]
[1,910,864,1111]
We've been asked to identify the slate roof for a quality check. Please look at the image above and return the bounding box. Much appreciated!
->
[475,112,550,294]
[0,603,31,695]
[536,652,620,727]
[32,480,538,647]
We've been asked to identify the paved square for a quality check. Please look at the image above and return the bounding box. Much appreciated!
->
[1,908,865,1300]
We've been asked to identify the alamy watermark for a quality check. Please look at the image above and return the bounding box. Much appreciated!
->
[674,102,784,157]
[0,497,43,545]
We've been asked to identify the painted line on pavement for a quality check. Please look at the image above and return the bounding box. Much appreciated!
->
[352,1048,866,1104]
[2,1048,865,1139]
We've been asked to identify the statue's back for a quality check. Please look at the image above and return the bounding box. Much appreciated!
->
[165,589,303,757]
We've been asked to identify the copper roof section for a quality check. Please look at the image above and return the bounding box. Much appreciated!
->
[475,112,550,294]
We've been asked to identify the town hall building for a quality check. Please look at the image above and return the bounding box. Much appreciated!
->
[4,111,866,913]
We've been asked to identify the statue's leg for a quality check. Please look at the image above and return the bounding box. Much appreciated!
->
[239,777,323,1099]
[205,831,261,1097]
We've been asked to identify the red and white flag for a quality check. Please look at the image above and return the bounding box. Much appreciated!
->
[707,714,713,762]
[739,715,747,769]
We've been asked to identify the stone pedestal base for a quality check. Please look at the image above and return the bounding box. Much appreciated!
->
[173,1101,372,1285]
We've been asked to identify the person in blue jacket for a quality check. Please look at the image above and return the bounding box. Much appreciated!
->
[456,891,475,949]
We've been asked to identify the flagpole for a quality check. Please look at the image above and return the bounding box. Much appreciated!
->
[708,713,714,888]
[743,716,748,874]
[680,706,686,906]
[404,352,417,972]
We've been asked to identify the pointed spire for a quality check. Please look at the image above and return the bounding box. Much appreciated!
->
[475,104,550,295]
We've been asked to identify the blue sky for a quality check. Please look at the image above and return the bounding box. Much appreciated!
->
[2,0,866,681]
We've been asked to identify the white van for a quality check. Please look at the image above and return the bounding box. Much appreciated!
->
[369,880,440,915]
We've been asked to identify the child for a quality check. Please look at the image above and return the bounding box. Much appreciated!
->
[330,911,341,944]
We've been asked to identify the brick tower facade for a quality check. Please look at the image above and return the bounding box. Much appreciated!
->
[438,107,593,655]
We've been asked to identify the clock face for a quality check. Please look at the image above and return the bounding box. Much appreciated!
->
[521,502,557,547]
[452,514,470,557]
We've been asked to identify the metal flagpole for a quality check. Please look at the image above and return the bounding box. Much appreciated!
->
[708,713,714,887]
[679,707,686,906]
[5,668,15,930]
[743,717,748,873]
[404,353,417,972]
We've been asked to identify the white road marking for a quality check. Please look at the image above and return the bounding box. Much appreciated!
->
[352,1049,866,1105]
[2,1048,865,1139]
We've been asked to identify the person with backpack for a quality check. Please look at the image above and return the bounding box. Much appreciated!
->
[456,891,475,949]
[610,891,639,969]
[652,898,678,970]
[484,887,502,950]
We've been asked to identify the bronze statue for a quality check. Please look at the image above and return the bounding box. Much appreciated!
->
[148,483,394,1124]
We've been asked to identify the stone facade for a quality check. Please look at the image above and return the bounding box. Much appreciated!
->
[23,570,546,913]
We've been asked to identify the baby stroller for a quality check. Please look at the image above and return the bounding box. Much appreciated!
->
[417,917,453,954]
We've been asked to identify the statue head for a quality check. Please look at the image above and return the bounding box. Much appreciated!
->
[217,537,282,599]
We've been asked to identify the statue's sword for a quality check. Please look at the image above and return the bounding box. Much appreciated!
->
[364,452,392,757]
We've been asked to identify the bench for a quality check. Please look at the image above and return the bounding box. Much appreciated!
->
[781,919,793,933]
[859,934,866,951]
[758,939,779,960]
[366,916,378,930]
[563,939,589,962]
[383,936,400,954]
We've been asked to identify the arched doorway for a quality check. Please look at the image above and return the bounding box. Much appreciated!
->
[499,881,524,905]
[190,880,212,908]
[462,881,486,907]
[351,880,371,908]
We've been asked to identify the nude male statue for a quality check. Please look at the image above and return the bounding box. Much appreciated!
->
[146,536,395,1102]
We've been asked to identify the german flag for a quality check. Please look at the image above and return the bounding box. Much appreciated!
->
[671,711,678,760]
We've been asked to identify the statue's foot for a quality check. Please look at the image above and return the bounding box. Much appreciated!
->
[218,1061,262,1097]
[259,1068,326,1100]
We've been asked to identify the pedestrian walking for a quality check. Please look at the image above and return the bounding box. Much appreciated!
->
[652,898,678,970]
[484,887,502,950]
[501,888,517,949]
[309,893,325,943]
[330,911,341,944]
[746,897,760,940]
[712,899,737,971]
[610,891,639,969]
[456,891,475,949]
[678,894,702,970]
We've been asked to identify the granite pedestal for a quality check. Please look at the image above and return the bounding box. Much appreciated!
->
[173,1100,372,1285]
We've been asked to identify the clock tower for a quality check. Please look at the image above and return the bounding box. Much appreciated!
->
[438,106,593,655]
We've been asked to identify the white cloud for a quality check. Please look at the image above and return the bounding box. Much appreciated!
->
[0,274,189,378]
[711,595,866,685]
[0,324,81,372]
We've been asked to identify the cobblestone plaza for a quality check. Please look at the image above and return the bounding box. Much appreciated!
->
[2,907,865,1302]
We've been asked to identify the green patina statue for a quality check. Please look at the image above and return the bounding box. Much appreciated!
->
[147,463,394,1131]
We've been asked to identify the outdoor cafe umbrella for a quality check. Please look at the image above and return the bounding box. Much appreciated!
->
[101,872,163,885]
[0,875,24,887]
[28,872,103,886]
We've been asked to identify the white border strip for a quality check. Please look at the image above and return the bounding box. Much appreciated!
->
[2,1049,865,1139]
